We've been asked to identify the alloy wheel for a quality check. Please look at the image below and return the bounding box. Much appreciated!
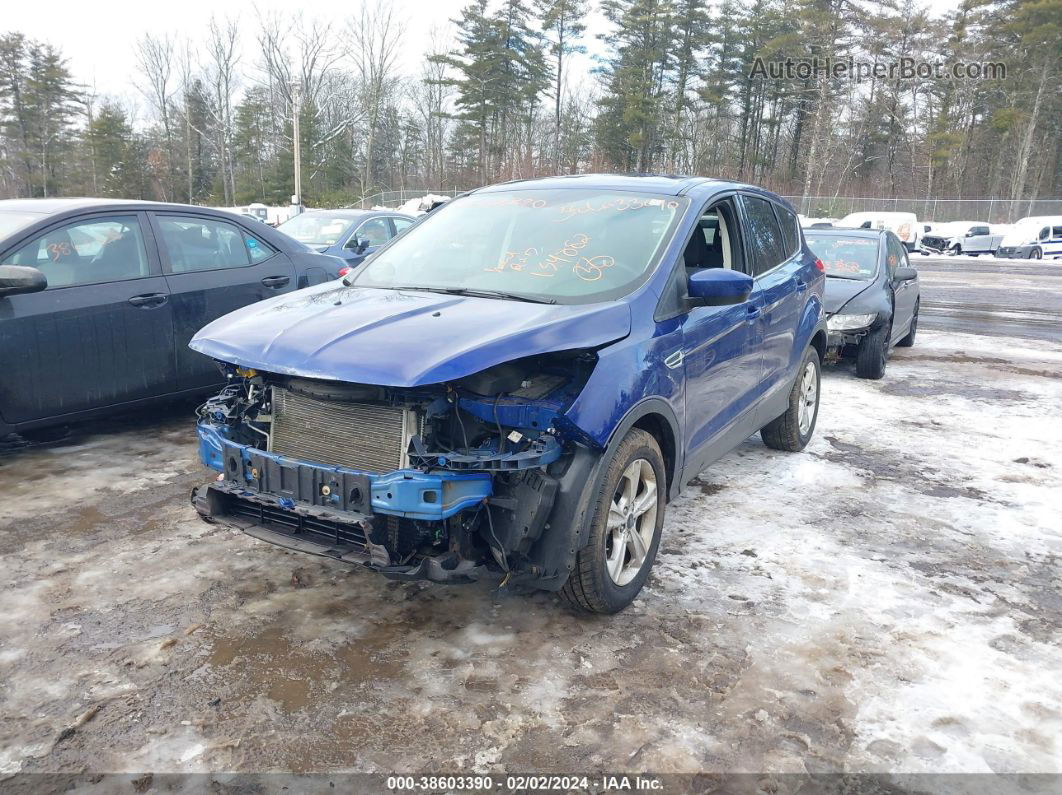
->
[797,361,818,436]
[604,458,658,586]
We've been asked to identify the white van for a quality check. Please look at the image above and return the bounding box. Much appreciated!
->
[996,216,1062,260]
[838,211,921,252]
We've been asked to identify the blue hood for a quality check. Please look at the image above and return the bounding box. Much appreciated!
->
[189,282,631,387]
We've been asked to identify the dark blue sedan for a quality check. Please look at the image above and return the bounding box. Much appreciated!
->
[276,209,416,272]
[0,199,342,439]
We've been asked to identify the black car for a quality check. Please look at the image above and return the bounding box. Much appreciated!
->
[0,199,342,438]
[804,228,920,379]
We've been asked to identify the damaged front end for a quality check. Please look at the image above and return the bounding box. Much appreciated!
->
[191,351,597,586]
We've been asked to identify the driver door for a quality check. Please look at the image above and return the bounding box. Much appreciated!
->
[678,198,766,462]
[0,213,176,424]
[886,234,918,343]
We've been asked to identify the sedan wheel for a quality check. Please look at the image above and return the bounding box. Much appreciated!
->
[604,459,658,586]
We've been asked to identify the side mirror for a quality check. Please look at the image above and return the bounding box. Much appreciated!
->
[687,269,754,306]
[0,264,47,297]
[895,266,918,281]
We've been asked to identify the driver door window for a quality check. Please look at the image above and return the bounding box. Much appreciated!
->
[352,218,391,247]
[886,235,907,278]
[4,216,150,288]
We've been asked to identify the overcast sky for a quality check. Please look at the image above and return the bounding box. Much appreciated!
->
[5,0,956,116]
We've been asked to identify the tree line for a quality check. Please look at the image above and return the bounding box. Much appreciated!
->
[0,0,1059,211]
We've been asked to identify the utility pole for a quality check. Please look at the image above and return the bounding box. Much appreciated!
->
[291,82,303,213]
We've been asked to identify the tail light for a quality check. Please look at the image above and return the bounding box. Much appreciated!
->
[815,259,825,272]
[338,266,351,277]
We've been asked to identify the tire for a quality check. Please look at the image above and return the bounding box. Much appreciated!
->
[1031,247,1043,260]
[949,244,962,256]
[856,321,891,379]
[896,300,918,347]
[559,428,666,614]
[760,346,821,452]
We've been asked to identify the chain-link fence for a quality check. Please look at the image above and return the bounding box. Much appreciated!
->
[349,189,465,209]
[782,196,1062,224]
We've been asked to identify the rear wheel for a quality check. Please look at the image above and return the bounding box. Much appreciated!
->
[761,346,820,452]
[559,428,665,614]
[856,321,891,379]
[897,300,918,347]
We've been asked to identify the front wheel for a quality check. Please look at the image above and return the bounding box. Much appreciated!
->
[761,346,821,452]
[1031,247,1043,260]
[856,321,891,379]
[559,428,666,614]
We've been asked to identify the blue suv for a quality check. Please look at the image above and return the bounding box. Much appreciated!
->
[190,175,827,613]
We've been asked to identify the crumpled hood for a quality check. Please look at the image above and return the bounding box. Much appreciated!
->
[189,282,631,387]
[824,277,875,314]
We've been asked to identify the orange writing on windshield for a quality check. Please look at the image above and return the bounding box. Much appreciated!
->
[486,234,593,278]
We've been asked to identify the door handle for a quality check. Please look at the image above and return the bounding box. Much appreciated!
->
[128,293,168,308]
[261,276,291,288]
[795,279,808,293]
[745,304,761,321]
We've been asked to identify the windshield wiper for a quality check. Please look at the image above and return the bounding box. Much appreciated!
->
[394,286,558,304]
[825,273,864,281]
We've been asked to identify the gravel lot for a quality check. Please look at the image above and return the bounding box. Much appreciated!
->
[1,329,1060,783]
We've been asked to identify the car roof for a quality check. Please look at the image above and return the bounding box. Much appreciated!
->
[0,198,166,215]
[472,173,763,200]
[804,227,886,240]
[285,208,413,220]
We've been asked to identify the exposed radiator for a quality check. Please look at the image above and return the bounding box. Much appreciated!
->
[269,387,416,474]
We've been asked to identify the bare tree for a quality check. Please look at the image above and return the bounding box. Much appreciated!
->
[414,28,456,191]
[205,17,240,205]
[348,0,404,196]
[257,10,349,199]
[135,33,176,200]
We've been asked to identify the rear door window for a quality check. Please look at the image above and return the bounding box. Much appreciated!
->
[741,196,786,276]
[156,215,251,273]
[392,217,414,235]
[3,215,150,288]
[774,204,800,258]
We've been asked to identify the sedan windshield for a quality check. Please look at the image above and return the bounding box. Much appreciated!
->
[352,189,688,303]
[805,233,879,280]
[278,212,356,247]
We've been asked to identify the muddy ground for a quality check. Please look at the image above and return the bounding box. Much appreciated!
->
[0,330,1060,783]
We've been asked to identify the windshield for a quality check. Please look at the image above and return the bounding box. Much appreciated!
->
[278,213,356,247]
[351,189,688,304]
[805,234,879,280]
[0,211,43,239]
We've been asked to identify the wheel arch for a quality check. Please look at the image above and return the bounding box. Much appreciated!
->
[606,398,682,502]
